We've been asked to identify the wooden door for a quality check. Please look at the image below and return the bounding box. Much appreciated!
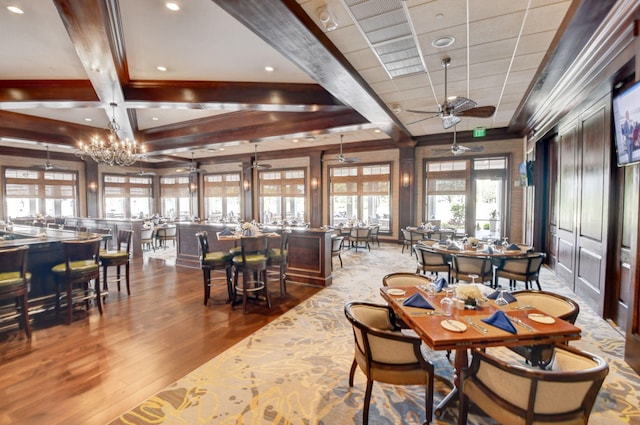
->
[625,165,640,374]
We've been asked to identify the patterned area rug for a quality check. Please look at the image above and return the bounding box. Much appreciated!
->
[111,244,640,425]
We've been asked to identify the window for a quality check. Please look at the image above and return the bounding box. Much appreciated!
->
[104,174,152,219]
[258,169,306,224]
[424,157,507,238]
[4,168,78,218]
[203,173,241,221]
[159,176,191,220]
[329,163,390,230]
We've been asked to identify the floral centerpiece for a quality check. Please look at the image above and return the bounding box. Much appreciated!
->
[456,285,484,308]
[242,221,254,236]
[468,237,479,248]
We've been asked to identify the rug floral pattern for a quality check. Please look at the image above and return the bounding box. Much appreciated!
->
[112,244,640,424]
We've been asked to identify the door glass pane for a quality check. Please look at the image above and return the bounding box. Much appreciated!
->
[331,195,358,226]
[474,178,503,239]
[426,194,465,231]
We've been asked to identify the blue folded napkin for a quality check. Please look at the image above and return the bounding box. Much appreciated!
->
[487,290,517,303]
[447,243,460,251]
[507,243,521,250]
[439,239,448,244]
[433,226,440,231]
[481,310,517,334]
[402,292,434,309]
[219,228,233,236]
[484,246,494,254]
[434,276,448,292]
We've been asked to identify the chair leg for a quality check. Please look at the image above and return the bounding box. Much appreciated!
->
[94,277,103,315]
[125,262,130,295]
[66,282,73,325]
[203,268,211,305]
[102,267,109,291]
[535,278,542,290]
[19,294,31,339]
[226,266,234,303]
[263,269,271,308]
[458,384,469,425]
[116,265,122,292]
[339,254,343,268]
[363,379,373,425]
[348,358,357,387]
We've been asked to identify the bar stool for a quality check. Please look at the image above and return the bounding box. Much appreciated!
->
[267,230,290,296]
[196,231,233,305]
[51,237,102,325]
[0,245,32,339]
[231,235,271,313]
[100,230,133,296]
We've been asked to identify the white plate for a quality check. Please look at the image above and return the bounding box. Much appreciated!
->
[528,313,555,324]
[440,319,467,332]
[387,288,406,296]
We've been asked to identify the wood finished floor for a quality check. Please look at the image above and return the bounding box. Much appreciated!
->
[0,255,323,425]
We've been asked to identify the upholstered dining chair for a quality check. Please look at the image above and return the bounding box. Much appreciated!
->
[350,227,371,252]
[450,253,493,285]
[196,231,233,305]
[231,235,271,313]
[331,235,344,269]
[459,345,609,425]
[510,290,580,367]
[401,228,422,256]
[51,237,102,325]
[140,227,155,252]
[494,252,547,290]
[382,272,433,288]
[156,225,177,249]
[368,224,380,248]
[267,231,290,296]
[100,229,133,296]
[344,301,435,425]
[0,245,32,339]
[413,244,451,282]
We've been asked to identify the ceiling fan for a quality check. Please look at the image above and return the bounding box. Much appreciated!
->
[127,161,156,177]
[176,152,205,174]
[407,57,496,129]
[242,145,272,170]
[336,134,361,163]
[42,145,67,171]
[434,125,484,156]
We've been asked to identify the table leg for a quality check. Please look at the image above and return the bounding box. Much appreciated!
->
[435,348,469,416]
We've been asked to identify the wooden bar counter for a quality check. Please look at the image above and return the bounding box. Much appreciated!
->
[175,223,334,287]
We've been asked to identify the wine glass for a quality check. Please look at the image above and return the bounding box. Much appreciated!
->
[469,274,479,285]
[495,289,509,306]
[440,289,454,316]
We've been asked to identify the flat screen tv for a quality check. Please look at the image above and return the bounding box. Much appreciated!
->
[612,79,640,166]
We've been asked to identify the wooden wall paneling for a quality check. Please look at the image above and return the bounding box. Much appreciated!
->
[555,122,579,287]
[574,101,610,314]
[615,166,636,331]
[547,134,560,270]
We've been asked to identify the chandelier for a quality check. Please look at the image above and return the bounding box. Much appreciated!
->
[75,103,144,166]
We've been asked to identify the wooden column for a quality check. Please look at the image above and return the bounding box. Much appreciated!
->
[309,151,322,227]
[398,145,415,231]
[85,160,99,218]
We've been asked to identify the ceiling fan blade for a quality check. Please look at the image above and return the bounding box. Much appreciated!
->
[448,97,477,113]
[407,113,440,126]
[442,114,461,129]
[458,105,496,118]
[406,108,441,115]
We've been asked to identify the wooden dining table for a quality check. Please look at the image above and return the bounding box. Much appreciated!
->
[428,241,532,257]
[379,285,582,416]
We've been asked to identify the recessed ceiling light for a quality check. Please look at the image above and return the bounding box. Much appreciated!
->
[152,117,159,121]
[84,118,92,122]
[264,66,274,72]
[292,139,299,143]
[156,66,167,72]
[165,2,180,11]
[432,36,455,49]
[374,129,381,133]
[7,6,24,14]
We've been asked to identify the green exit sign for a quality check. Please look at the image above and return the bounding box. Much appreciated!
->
[473,127,486,138]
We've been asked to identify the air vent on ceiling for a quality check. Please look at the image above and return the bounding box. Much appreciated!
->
[342,0,426,79]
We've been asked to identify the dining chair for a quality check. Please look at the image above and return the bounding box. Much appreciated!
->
[401,228,422,256]
[350,227,371,252]
[382,272,433,287]
[494,252,546,290]
[140,227,155,252]
[459,345,609,425]
[196,231,233,305]
[51,237,103,325]
[344,301,435,425]
[510,289,580,367]
[450,253,493,285]
[231,235,271,313]
[156,225,177,249]
[0,245,32,339]
[267,231,290,296]
[413,244,451,282]
[331,235,344,269]
[99,229,133,295]
[368,224,380,248]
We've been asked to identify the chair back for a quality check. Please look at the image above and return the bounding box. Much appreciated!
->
[351,227,370,239]
[501,252,546,276]
[512,289,579,323]
[461,346,608,425]
[140,227,153,240]
[196,231,209,259]
[240,235,269,263]
[451,254,492,283]
[401,228,412,242]
[331,236,344,254]
[382,272,432,287]
[60,237,102,275]
[0,245,29,280]
[414,245,449,267]
[115,230,133,253]
[369,225,379,237]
